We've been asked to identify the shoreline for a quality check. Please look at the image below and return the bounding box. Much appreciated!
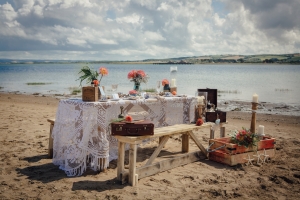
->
[1,91,300,116]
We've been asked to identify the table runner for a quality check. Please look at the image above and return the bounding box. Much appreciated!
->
[52,96,197,176]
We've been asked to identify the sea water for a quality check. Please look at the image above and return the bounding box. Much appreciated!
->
[0,63,299,106]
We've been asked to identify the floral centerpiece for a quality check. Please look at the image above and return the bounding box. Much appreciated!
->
[162,79,170,91]
[230,127,259,148]
[77,66,109,86]
[127,69,149,91]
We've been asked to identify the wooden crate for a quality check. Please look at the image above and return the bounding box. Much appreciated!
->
[82,86,99,102]
[208,148,275,166]
[208,136,276,154]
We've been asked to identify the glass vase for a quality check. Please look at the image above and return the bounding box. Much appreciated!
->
[133,82,141,92]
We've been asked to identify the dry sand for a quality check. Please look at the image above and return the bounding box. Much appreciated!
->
[0,93,300,200]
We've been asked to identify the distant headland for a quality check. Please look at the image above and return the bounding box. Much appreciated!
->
[0,53,299,64]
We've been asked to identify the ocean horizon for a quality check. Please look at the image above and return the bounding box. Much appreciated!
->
[0,63,300,106]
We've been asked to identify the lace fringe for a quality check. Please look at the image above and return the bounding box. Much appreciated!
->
[91,156,109,171]
[65,161,86,177]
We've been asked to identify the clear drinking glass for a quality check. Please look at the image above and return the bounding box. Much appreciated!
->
[156,81,161,94]
[111,84,118,93]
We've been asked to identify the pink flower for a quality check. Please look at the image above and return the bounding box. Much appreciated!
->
[129,90,138,95]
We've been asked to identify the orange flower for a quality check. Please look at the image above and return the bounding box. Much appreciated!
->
[99,67,108,76]
[125,115,133,122]
[196,118,204,126]
[162,79,169,86]
[93,80,99,86]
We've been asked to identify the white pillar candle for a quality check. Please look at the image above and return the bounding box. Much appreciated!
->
[252,93,258,103]
[258,125,264,134]
[171,79,176,87]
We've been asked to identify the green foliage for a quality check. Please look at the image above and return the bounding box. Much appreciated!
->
[69,87,81,95]
[77,66,99,86]
[143,88,156,92]
[26,82,51,85]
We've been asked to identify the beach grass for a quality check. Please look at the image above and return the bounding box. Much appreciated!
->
[69,87,81,95]
[26,82,51,85]
[275,88,291,92]
[218,90,241,94]
[143,88,156,92]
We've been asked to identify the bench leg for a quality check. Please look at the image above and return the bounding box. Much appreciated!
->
[117,141,125,181]
[129,144,137,186]
[182,133,189,153]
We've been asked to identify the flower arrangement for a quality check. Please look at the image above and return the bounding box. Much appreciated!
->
[162,79,169,86]
[127,70,149,84]
[230,127,259,148]
[77,66,108,86]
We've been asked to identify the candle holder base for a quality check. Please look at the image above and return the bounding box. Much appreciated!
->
[170,87,177,93]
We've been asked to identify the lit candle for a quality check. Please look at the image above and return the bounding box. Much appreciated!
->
[252,93,258,103]
[258,125,264,135]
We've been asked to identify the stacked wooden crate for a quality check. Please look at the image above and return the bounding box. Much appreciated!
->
[208,136,276,166]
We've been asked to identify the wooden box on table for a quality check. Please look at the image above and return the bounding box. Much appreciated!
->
[82,86,98,102]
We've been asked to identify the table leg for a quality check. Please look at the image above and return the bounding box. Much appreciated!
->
[129,144,137,186]
[182,133,189,153]
[117,141,125,181]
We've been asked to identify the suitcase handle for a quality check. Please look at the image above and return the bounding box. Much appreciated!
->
[126,128,139,135]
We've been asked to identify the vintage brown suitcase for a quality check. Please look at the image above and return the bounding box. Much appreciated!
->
[111,120,154,136]
[206,111,227,123]
[197,88,227,123]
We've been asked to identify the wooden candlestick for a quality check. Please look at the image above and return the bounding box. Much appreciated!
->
[250,102,258,133]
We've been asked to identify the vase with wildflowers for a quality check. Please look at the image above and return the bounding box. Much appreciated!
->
[127,70,149,92]
[77,66,108,87]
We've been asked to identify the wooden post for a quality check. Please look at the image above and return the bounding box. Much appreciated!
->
[250,102,258,133]
[47,119,55,158]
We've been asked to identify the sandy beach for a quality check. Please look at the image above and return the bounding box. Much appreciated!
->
[0,92,300,200]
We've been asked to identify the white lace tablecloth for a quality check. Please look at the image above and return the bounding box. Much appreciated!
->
[52,96,197,176]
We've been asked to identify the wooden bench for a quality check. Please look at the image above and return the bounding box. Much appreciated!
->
[114,123,216,186]
[47,118,55,158]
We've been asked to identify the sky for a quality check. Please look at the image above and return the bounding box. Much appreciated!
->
[0,0,299,61]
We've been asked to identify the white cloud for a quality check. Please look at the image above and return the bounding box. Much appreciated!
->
[0,0,299,60]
